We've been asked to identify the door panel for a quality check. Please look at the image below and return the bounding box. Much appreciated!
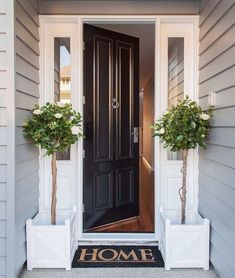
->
[116,41,134,160]
[116,167,134,207]
[94,36,113,162]
[94,171,113,210]
[83,24,139,231]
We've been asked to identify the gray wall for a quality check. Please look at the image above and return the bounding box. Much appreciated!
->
[39,0,198,15]
[0,1,15,277]
[0,2,8,276]
[198,0,235,277]
[15,0,40,275]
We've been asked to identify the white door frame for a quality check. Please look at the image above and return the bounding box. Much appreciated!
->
[39,15,199,242]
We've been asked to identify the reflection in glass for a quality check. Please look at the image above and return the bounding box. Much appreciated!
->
[167,38,184,160]
[54,37,71,160]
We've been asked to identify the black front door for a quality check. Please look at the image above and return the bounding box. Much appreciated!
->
[83,24,139,231]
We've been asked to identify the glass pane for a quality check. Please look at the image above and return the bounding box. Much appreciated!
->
[54,37,71,160]
[167,38,184,160]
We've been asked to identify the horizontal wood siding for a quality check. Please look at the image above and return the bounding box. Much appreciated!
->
[15,0,40,273]
[198,1,235,277]
[0,0,8,276]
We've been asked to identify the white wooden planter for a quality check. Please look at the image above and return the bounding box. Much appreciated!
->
[26,207,78,270]
[159,207,210,270]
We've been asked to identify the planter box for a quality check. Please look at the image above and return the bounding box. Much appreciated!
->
[26,207,78,270]
[159,207,210,270]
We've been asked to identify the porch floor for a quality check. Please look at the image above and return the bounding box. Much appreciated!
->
[20,267,218,278]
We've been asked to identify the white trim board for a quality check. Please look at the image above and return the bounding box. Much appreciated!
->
[39,15,199,243]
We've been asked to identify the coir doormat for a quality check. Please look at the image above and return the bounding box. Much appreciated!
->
[72,245,164,268]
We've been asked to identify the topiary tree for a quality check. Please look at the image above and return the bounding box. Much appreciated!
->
[152,96,212,224]
[23,102,83,225]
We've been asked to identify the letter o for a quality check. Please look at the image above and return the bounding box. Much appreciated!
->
[98,249,118,261]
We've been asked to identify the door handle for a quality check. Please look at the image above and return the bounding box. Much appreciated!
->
[132,127,139,143]
[112,98,119,109]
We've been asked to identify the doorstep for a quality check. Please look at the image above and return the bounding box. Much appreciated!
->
[20,266,218,278]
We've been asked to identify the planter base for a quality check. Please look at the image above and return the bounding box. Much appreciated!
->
[159,207,210,270]
[26,207,77,270]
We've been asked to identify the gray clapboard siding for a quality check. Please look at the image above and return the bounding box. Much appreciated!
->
[0,184,6,201]
[199,87,235,110]
[0,203,6,220]
[0,109,7,126]
[210,244,234,278]
[16,74,39,97]
[14,0,40,274]
[0,257,6,277]
[210,106,235,127]
[199,25,235,69]
[15,158,39,182]
[0,72,7,89]
[207,128,235,148]
[15,38,40,69]
[16,144,39,163]
[30,0,39,11]
[199,172,235,210]
[15,172,39,200]
[199,4,235,55]
[198,1,235,277]
[16,109,34,127]
[200,194,235,277]
[199,158,235,189]
[199,66,235,95]
[15,200,38,229]
[199,0,220,27]
[15,21,39,55]
[0,89,7,108]
[0,127,6,145]
[0,34,7,51]
[0,239,6,256]
[16,92,38,110]
[199,0,234,40]
[16,127,29,145]
[0,166,6,183]
[16,56,39,84]
[0,147,7,165]
[0,221,6,238]
[17,0,39,26]
[199,45,235,84]
[199,144,235,171]
[15,1,39,41]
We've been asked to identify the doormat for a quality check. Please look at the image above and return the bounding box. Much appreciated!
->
[72,245,164,268]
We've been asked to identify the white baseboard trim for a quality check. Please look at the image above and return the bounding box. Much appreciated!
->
[142,157,154,173]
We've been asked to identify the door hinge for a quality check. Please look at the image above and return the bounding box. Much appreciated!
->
[83,41,86,51]
[83,204,85,213]
[83,149,85,158]
[83,95,85,105]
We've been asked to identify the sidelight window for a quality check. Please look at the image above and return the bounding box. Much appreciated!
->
[54,37,71,160]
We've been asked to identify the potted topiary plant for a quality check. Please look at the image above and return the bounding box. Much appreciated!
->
[152,96,212,270]
[24,102,83,270]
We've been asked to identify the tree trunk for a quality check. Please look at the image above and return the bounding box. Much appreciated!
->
[51,152,57,225]
[178,149,188,224]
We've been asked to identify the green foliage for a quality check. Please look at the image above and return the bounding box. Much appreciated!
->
[152,96,212,152]
[23,102,83,155]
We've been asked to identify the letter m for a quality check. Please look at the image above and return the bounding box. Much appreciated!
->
[117,250,139,261]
